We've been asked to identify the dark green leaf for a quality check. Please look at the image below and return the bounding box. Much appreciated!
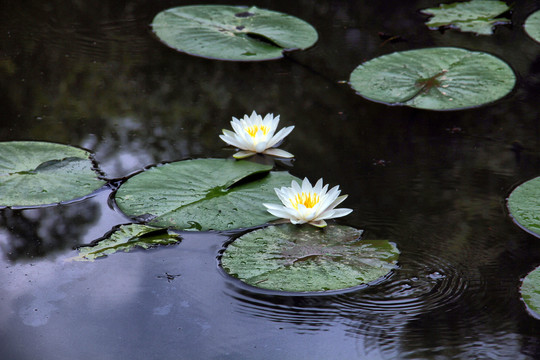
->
[0,141,106,207]
[221,224,399,292]
[74,224,181,261]
[114,158,300,231]
[507,176,540,238]
[349,47,515,110]
[521,265,540,319]
[421,0,510,35]
[151,5,318,61]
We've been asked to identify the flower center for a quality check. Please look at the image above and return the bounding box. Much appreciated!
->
[245,125,269,138]
[291,192,320,209]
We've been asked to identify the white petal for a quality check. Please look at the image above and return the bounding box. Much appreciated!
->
[301,177,313,192]
[266,125,294,148]
[309,219,327,228]
[265,207,293,219]
[326,194,348,211]
[291,179,302,194]
[290,218,307,225]
[262,148,294,158]
[316,207,353,220]
[233,150,256,159]
[220,133,245,150]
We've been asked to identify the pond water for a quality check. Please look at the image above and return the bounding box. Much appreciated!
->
[2,0,540,359]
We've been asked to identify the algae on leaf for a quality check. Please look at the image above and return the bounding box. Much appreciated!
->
[421,0,510,35]
[151,5,318,61]
[221,224,399,293]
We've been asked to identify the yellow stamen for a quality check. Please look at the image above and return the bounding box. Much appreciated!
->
[290,192,320,209]
[245,125,269,138]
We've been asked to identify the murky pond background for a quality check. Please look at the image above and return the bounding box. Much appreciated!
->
[2,0,540,359]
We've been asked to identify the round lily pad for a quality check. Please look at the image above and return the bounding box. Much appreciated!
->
[151,5,318,61]
[520,265,540,319]
[507,176,540,238]
[221,224,400,293]
[0,141,106,208]
[114,158,300,231]
[524,10,540,43]
[349,47,515,110]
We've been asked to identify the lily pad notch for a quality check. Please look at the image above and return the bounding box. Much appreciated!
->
[221,224,400,293]
[151,5,318,61]
[349,47,515,110]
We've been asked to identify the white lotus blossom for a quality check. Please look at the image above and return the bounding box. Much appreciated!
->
[263,178,353,228]
[219,111,294,159]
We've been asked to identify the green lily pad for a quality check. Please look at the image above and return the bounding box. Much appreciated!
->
[507,176,540,238]
[0,141,106,208]
[114,158,300,231]
[349,47,515,110]
[151,5,318,61]
[74,224,181,261]
[520,265,540,319]
[421,0,511,35]
[221,224,399,293]
[524,10,540,43]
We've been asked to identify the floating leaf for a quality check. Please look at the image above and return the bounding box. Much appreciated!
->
[0,141,106,207]
[421,0,510,35]
[524,10,540,43]
[221,224,399,293]
[520,265,540,319]
[114,158,300,231]
[507,176,540,238]
[74,224,181,261]
[349,47,515,110]
[151,5,318,61]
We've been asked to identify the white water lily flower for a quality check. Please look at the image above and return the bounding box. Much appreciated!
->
[219,111,294,159]
[263,178,353,228]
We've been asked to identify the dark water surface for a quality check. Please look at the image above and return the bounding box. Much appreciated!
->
[2,0,540,359]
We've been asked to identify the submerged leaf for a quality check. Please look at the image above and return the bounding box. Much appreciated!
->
[114,158,300,231]
[507,176,540,238]
[221,224,399,292]
[521,265,540,319]
[0,141,106,207]
[74,224,181,261]
[421,0,510,35]
[151,5,318,61]
[349,47,515,110]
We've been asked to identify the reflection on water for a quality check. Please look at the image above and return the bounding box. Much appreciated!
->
[2,0,540,359]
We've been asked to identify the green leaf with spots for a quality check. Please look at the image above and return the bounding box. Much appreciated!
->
[521,265,540,319]
[0,141,106,207]
[524,10,540,43]
[74,224,181,261]
[221,224,399,293]
[151,5,318,61]
[507,176,540,238]
[114,158,300,231]
[421,0,510,35]
[349,47,515,111]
